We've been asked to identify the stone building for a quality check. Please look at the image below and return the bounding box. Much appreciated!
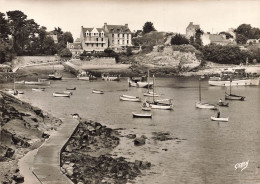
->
[186,22,200,39]
[103,23,132,51]
[67,39,83,58]
[80,26,108,52]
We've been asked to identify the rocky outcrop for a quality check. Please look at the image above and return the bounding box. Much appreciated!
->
[0,91,62,183]
[61,119,151,184]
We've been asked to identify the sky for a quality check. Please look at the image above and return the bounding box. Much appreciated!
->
[1,0,260,39]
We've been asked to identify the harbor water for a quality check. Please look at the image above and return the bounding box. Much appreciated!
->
[1,77,260,184]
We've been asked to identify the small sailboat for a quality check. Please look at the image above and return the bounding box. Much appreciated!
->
[53,92,70,97]
[48,66,62,80]
[195,77,217,110]
[128,77,142,87]
[132,112,152,118]
[120,95,141,102]
[92,89,104,94]
[225,78,245,101]
[137,71,153,88]
[210,116,229,122]
[145,75,173,110]
[142,102,151,111]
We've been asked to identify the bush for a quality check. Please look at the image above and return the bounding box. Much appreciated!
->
[170,34,189,45]
[59,48,72,57]
[172,45,197,53]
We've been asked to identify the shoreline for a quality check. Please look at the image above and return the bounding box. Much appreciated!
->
[0,91,62,183]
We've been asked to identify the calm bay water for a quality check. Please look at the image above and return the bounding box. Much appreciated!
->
[1,77,260,184]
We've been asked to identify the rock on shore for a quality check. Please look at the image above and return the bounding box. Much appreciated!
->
[0,92,62,183]
[61,119,151,184]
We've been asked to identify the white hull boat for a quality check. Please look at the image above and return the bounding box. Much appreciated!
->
[120,96,141,102]
[142,106,151,111]
[209,78,259,86]
[149,103,173,110]
[195,102,217,109]
[92,90,104,94]
[144,91,160,97]
[14,80,25,84]
[53,92,70,97]
[25,79,50,86]
[132,113,152,118]
[122,94,139,99]
[102,74,120,81]
[5,89,24,95]
[211,116,229,122]
[32,88,45,92]
[136,81,153,88]
[63,91,73,95]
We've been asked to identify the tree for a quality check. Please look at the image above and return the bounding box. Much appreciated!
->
[170,34,189,45]
[56,32,73,52]
[59,48,72,57]
[0,12,10,41]
[219,32,233,39]
[7,10,27,53]
[236,34,247,44]
[0,41,13,63]
[189,36,195,45]
[142,21,156,34]
[195,29,203,46]
[42,36,56,55]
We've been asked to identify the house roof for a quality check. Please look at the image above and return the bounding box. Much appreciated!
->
[209,34,228,42]
[105,25,131,33]
[82,27,105,33]
[75,38,81,42]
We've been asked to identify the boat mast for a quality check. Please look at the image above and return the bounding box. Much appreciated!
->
[153,74,155,102]
[246,57,248,78]
[13,75,15,92]
[199,78,201,102]
[229,78,232,95]
[147,70,150,93]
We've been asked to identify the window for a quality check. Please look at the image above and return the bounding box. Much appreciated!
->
[101,44,104,47]
[127,40,129,44]
[96,38,98,41]
[96,43,98,47]
[112,34,114,37]
[92,43,94,47]
[118,40,120,44]
[118,34,120,37]
[101,38,103,41]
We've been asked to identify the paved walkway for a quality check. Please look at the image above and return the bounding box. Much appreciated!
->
[33,116,79,184]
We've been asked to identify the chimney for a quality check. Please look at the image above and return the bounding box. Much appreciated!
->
[125,24,128,27]
[190,22,193,25]
[104,22,107,26]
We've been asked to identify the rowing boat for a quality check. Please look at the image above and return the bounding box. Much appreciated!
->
[132,113,152,118]
[210,116,229,122]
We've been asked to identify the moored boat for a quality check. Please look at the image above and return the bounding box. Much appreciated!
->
[210,116,229,122]
[122,94,139,99]
[225,93,245,101]
[66,87,76,90]
[132,112,152,118]
[196,77,217,110]
[25,79,51,85]
[63,91,73,95]
[53,92,70,97]
[120,95,141,102]
[144,91,160,97]
[92,90,104,94]
[195,102,217,109]
[102,73,120,81]
[128,77,141,87]
[209,68,260,86]
[48,70,62,80]
[14,80,25,84]
[218,101,229,107]
[32,88,45,92]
